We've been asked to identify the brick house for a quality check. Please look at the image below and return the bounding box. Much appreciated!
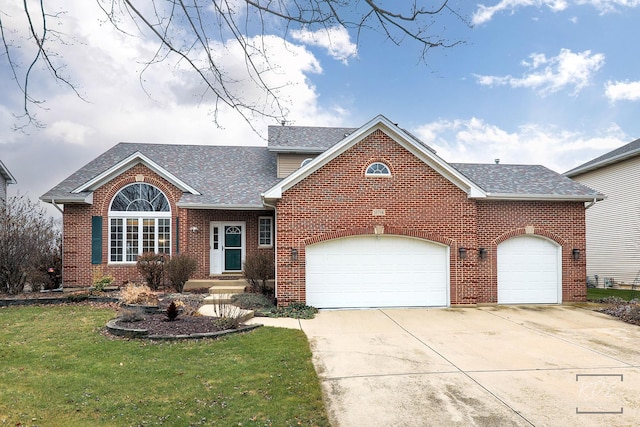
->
[41,115,602,307]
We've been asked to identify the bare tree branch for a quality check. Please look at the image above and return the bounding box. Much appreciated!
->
[0,0,469,130]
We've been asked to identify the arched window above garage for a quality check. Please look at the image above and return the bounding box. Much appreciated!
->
[365,162,391,176]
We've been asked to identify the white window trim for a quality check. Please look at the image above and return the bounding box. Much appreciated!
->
[365,162,391,177]
[258,216,274,247]
[108,183,172,264]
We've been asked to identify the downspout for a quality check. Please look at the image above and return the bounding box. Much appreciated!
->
[50,200,64,291]
[585,197,597,210]
[262,196,278,301]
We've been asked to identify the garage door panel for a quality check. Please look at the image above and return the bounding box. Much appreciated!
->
[498,236,561,304]
[306,235,449,308]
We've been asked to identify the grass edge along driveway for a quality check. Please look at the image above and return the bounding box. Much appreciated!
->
[0,305,329,426]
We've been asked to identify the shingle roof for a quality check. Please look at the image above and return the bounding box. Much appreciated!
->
[0,160,16,184]
[41,143,280,208]
[564,137,640,177]
[451,163,603,200]
[267,125,357,152]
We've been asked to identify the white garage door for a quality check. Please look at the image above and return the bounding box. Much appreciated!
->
[498,235,561,304]
[305,235,449,308]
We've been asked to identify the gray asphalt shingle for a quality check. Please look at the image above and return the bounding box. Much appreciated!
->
[452,163,602,198]
[42,128,601,206]
[41,143,280,207]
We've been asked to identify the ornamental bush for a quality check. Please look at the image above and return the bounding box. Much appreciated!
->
[165,254,198,293]
[136,252,166,290]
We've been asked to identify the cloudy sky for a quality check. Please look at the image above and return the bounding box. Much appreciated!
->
[2,0,639,216]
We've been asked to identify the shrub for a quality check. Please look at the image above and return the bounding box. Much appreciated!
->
[165,254,197,293]
[118,307,146,322]
[120,283,158,306]
[165,301,179,321]
[213,316,240,330]
[243,251,274,295]
[267,302,318,319]
[0,195,60,294]
[136,252,166,290]
[231,293,275,310]
[92,270,114,292]
[67,292,89,302]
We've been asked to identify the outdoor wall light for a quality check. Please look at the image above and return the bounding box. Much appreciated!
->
[190,226,199,233]
[572,248,580,261]
[458,247,467,259]
[291,248,298,262]
[478,247,487,260]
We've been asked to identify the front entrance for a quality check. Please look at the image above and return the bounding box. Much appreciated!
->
[209,222,246,274]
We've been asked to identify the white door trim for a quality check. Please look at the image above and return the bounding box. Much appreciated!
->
[209,221,246,274]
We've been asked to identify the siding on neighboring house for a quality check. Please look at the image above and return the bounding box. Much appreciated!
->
[571,156,640,285]
[277,153,317,178]
[0,174,6,206]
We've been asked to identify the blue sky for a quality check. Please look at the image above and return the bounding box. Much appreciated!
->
[2,0,640,215]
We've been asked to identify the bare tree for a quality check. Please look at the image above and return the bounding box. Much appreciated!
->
[0,194,60,294]
[1,1,468,130]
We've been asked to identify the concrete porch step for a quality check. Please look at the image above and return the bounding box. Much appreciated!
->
[184,279,248,294]
[202,294,236,305]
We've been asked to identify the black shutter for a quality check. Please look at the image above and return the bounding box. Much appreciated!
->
[91,216,102,264]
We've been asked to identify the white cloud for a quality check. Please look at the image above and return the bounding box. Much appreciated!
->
[414,118,626,173]
[0,0,351,217]
[291,27,357,64]
[605,80,640,102]
[474,49,605,95]
[473,0,640,24]
[473,0,569,25]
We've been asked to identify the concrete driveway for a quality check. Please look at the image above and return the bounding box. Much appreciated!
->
[250,305,640,426]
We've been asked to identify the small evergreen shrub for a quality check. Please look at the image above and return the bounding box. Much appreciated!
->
[165,301,179,321]
[136,252,166,290]
[165,254,198,293]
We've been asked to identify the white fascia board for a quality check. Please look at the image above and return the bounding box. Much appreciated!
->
[565,148,640,177]
[482,193,605,202]
[262,114,487,200]
[41,193,94,205]
[268,147,326,154]
[177,202,269,210]
[0,160,17,184]
[72,152,200,195]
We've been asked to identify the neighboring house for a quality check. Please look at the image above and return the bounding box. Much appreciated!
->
[41,115,602,308]
[565,138,640,286]
[0,159,17,207]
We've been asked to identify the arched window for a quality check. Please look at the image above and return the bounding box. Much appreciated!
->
[300,158,313,167]
[365,162,391,176]
[109,183,171,263]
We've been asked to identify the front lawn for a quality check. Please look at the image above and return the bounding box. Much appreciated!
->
[587,287,640,302]
[0,305,329,426]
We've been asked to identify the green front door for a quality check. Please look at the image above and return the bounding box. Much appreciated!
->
[224,225,242,271]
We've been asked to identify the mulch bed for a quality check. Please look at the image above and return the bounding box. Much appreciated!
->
[116,314,224,335]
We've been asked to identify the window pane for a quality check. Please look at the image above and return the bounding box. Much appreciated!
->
[110,184,170,212]
[259,217,272,246]
[126,218,139,262]
[158,219,171,254]
[143,218,155,253]
[110,218,123,262]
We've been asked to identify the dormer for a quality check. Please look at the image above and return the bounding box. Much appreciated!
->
[268,125,357,178]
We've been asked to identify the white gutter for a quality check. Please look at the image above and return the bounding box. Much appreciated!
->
[261,196,278,302]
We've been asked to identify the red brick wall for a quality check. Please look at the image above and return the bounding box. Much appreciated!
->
[62,164,274,288]
[274,129,587,305]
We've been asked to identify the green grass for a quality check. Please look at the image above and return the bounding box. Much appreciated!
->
[0,305,329,426]
[587,287,640,301]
